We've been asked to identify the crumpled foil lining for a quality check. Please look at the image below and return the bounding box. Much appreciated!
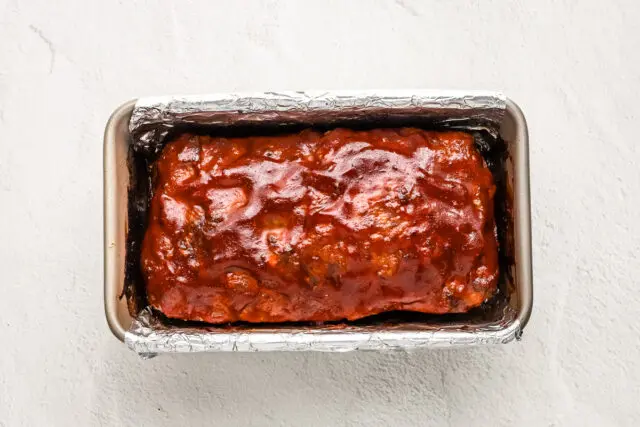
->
[127,307,520,357]
[125,90,516,355]
[129,90,506,153]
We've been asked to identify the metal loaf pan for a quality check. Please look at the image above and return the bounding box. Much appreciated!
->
[104,91,532,354]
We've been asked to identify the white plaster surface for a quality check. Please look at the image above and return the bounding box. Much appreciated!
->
[1,0,640,425]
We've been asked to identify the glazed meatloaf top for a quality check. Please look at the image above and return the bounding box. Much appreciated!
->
[141,128,499,323]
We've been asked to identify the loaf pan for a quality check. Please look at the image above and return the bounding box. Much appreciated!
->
[104,91,532,354]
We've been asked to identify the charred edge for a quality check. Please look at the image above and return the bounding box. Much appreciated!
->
[146,305,501,330]
[473,129,515,308]
[130,114,504,154]
[124,145,152,317]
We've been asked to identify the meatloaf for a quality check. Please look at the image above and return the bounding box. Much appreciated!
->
[141,128,499,323]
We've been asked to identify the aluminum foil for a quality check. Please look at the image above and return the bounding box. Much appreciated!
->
[129,90,506,153]
[124,90,517,355]
[127,307,520,357]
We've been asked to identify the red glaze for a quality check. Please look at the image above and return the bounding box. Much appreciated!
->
[141,128,499,323]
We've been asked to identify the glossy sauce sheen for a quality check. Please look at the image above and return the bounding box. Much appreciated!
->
[141,128,499,323]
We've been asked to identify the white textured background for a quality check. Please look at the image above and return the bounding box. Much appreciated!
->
[1,0,639,426]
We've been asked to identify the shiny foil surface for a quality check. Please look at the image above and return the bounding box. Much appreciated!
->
[123,91,522,355]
